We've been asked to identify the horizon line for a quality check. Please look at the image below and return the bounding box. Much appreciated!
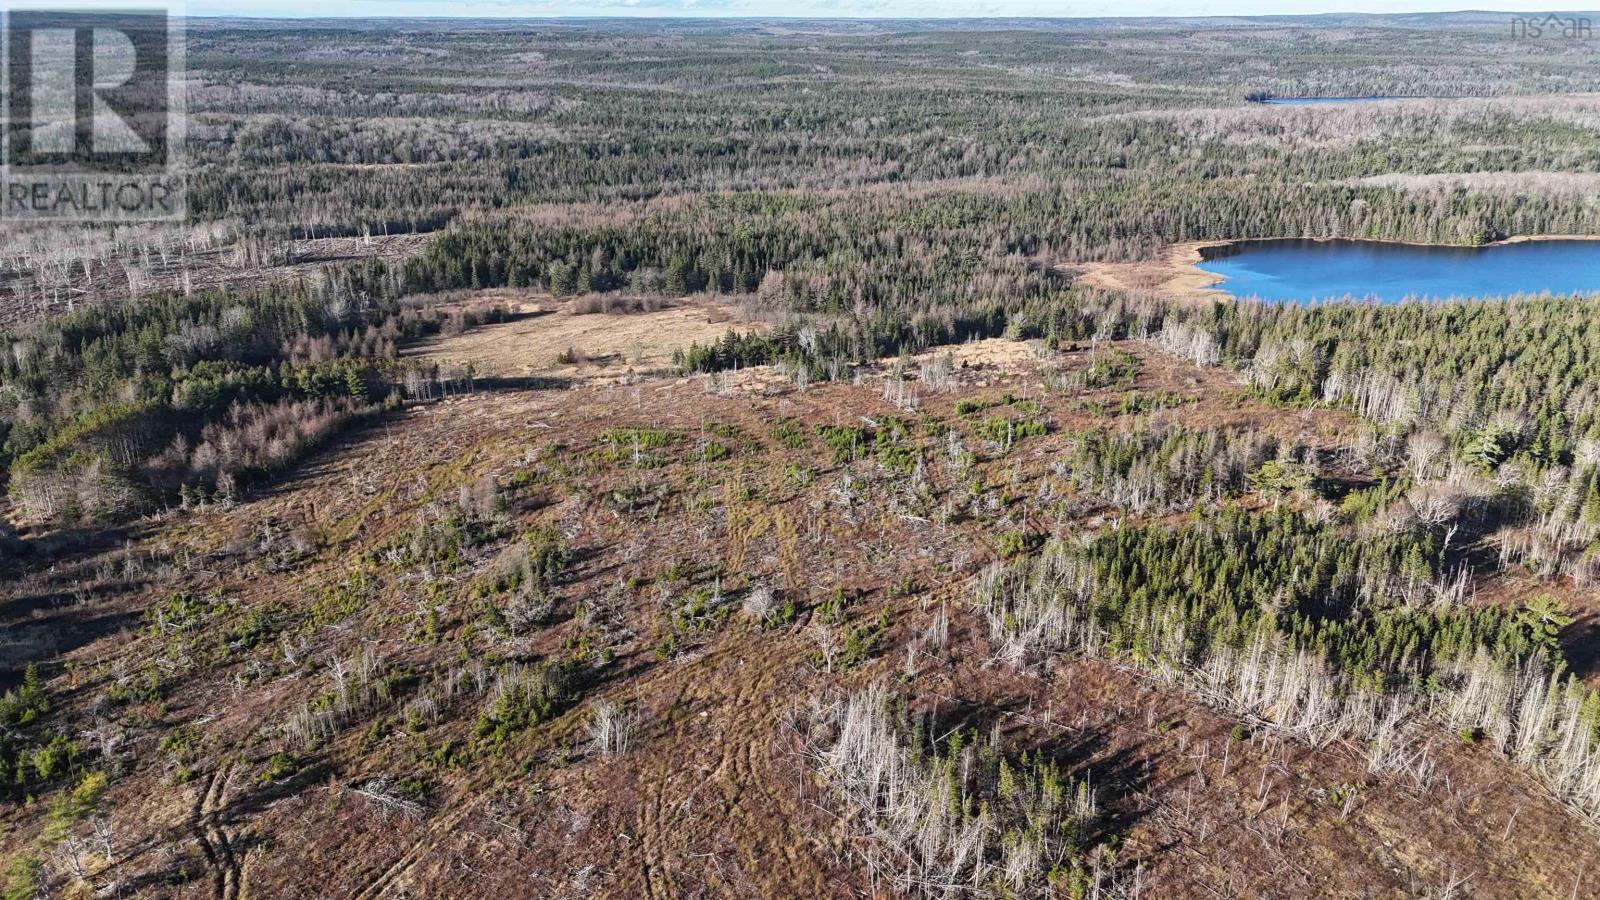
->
[184,7,1600,20]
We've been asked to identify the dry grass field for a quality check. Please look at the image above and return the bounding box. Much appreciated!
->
[405,294,765,382]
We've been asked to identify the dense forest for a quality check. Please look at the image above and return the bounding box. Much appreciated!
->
[13,16,1600,317]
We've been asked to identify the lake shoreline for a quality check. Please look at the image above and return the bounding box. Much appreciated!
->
[1181,235,1600,304]
[1076,235,1600,305]
[1194,233,1600,260]
[1075,242,1230,303]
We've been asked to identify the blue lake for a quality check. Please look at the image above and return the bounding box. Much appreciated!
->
[1196,239,1600,304]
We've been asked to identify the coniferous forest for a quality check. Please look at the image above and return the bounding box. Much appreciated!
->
[5,13,1600,899]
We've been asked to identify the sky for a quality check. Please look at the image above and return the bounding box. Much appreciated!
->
[44,0,1600,21]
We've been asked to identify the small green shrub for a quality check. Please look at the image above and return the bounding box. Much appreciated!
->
[2,856,41,900]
